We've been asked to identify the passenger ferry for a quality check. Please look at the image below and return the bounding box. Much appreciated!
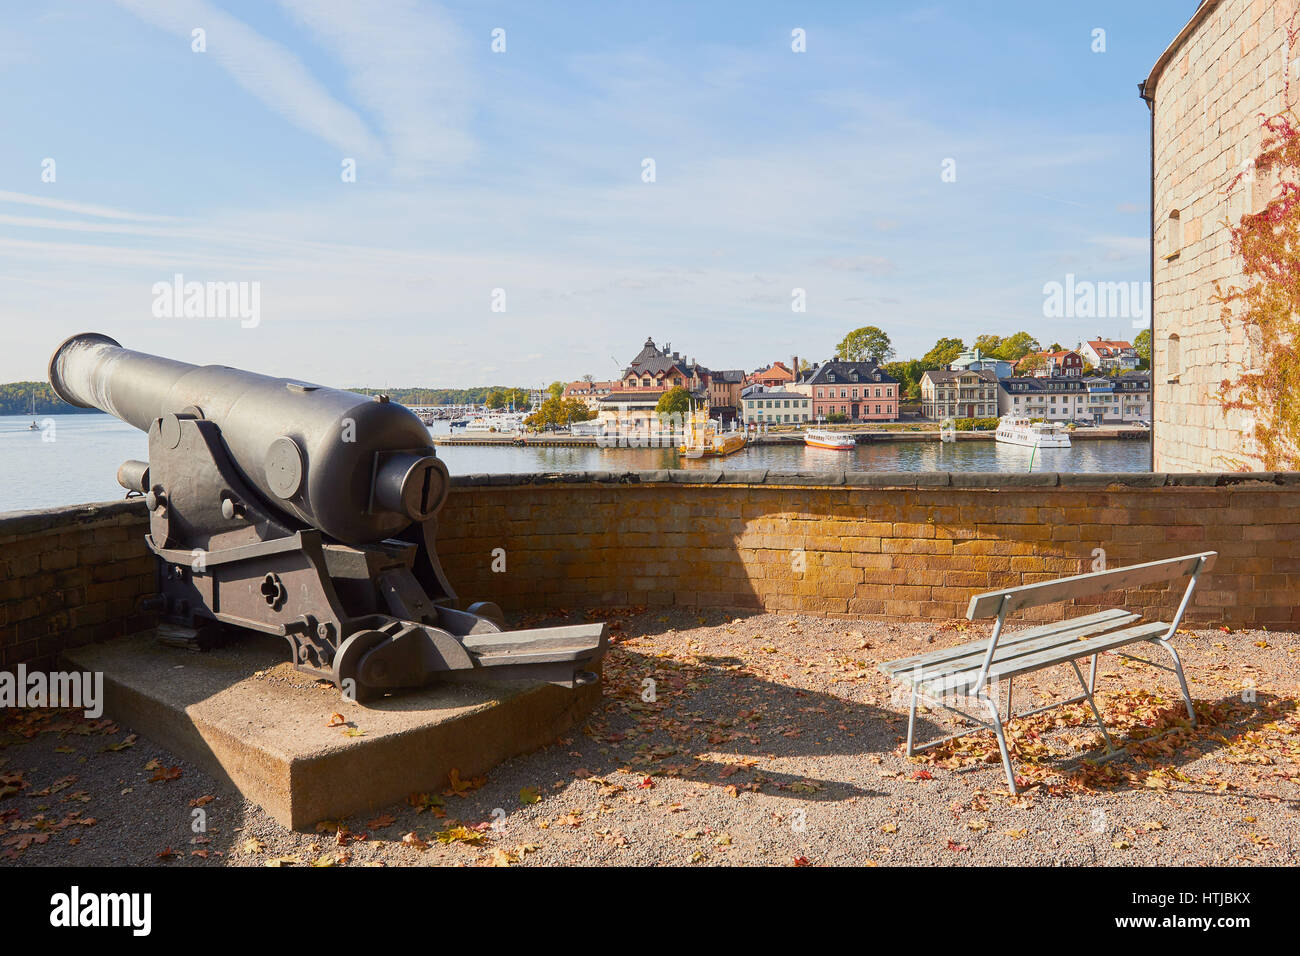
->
[803,428,856,451]
[995,416,1071,449]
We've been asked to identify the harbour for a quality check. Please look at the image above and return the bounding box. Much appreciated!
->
[0,412,1152,515]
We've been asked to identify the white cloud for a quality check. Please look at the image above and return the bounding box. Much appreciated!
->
[112,0,384,161]
[275,0,476,175]
[0,190,178,222]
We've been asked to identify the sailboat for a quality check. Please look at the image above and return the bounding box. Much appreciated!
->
[28,390,39,429]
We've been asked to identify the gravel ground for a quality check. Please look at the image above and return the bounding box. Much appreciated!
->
[3,607,1297,867]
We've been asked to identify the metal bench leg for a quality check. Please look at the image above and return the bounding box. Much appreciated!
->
[1005,677,1014,722]
[1153,638,1197,727]
[980,693,1018,795]
[1070,659,1117,753]
[905,685,918,756]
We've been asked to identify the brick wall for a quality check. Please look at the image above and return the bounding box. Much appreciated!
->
[1149,0,1296,470]
[0,499,157,671]
[436,471,1300,629]
[3,473,1298,672]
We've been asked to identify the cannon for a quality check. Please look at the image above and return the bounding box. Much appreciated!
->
[48,333,607,701]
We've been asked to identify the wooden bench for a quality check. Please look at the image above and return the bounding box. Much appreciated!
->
[879,551,1216,794]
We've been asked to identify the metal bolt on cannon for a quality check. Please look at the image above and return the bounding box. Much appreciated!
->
[48,333,607,702]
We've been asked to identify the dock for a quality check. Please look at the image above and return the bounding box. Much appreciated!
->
[431,427,1150,447]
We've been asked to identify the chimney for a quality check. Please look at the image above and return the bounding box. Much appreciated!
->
[792,355,798,378]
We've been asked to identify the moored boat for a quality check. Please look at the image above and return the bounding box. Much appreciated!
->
[803,428,855,450]
[995,416,1070,449]
[678,409,746,457]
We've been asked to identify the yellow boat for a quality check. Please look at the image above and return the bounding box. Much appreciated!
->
[677,409,746,457]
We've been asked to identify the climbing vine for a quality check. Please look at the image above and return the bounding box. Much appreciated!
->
[1214,112,1300,469]
[1214,18,1300,469]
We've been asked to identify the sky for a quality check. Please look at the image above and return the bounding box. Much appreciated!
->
[0,1,1197,389]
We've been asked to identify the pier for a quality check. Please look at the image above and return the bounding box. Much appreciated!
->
[431,426,1151,447]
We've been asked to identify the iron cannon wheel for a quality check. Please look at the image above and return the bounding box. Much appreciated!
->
[332,629,391,703]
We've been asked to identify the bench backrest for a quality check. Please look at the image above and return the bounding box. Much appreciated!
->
[966,551,1217,620]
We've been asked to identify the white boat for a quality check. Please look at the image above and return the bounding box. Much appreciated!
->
[803,428,855,451]
[464,412,525,434]
[995,416,1071,449]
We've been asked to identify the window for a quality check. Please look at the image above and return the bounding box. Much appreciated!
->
[1167,333,1181,381]
[1164,209,1182,260]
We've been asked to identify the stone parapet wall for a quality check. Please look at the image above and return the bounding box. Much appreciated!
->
[3,472,1298,670]
[0,499,156,670]
[435,471,1300,629]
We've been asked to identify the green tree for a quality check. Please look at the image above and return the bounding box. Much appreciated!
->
[973,334,1003,355]
[1133,329,1151,363]
[655,386,693,417]
[882,359,924,401]
[547,381,565,400]
[920,337,965,369]
[835,326,895,363]
[485,389,506,409]
[995,331,1041,361]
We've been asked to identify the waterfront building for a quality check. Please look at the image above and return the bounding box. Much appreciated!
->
[562,379,618,410]
[798,359,899,422]
[920,368,999,420]
[998,372,1151,424]
[740,385,813,426]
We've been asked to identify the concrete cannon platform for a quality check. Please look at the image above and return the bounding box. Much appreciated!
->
[61,630,602,830]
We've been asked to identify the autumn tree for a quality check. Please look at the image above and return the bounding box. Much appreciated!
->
[1017,352,1047,375]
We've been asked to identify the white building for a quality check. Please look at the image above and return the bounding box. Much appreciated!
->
[1081,339,1139,372]
[998,373,1151,424]
[740,385,812,425]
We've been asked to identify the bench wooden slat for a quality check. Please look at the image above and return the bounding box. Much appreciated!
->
[920,621,1169,691]
[879,608,1136,677]
[984,621,1169,682]
[887,613,1143,685]
[965,552,1217,619]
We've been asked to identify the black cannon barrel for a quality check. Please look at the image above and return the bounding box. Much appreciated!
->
[49,333,448,545]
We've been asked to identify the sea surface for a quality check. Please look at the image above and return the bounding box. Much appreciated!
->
[0,413,1151,514]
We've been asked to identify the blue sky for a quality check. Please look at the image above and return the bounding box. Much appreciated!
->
[1,1,1193,388]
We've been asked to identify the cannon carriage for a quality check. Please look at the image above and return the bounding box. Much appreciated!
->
[48,333,607,702]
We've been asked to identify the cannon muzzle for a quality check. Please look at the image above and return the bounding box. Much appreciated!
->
[49,332,447,545]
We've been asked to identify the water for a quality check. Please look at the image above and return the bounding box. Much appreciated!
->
[0,413,1150,514]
